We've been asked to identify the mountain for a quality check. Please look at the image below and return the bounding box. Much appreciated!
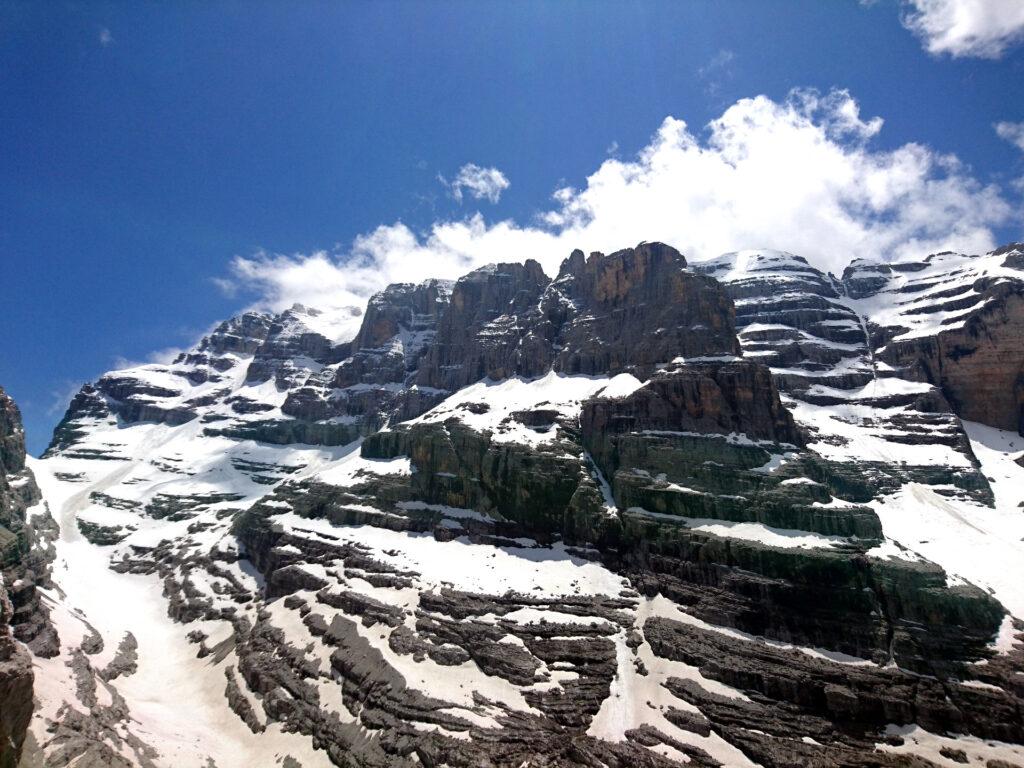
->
[9,242,1024,767]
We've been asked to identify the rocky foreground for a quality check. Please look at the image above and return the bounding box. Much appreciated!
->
[0,388,54,768]
[2,242,1023,767]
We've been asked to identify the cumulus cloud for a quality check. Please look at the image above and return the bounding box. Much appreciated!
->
[901,0,1024,58]
[220,88,1016,314]
[995,120,1024,152]
[99,27,114,46]
[446,163,510,203]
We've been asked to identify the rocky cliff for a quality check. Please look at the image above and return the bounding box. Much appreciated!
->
[0,388,46,768]
[23,242,1024,768]
[842,243,1024,435]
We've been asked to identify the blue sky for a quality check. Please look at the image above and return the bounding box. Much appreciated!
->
[3,1,1023,455]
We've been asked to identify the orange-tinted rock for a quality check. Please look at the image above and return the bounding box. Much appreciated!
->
[879,283,1024,434]
[548,243,741,376]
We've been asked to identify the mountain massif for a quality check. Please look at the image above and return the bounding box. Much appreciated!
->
[2,242,1023,767]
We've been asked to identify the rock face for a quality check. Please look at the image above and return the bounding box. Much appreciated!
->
[694,249,998,498]
[416,261,549,390]
[0,587,32,768]
[843,244,1024,435]
[284,278,454,429]
[0,388,41,768]
[696,245,1024,437]
[581,361,802,449]
[26,242,1024,768]
[244,305,347,388]
[417,243,740,391]
[332,279,451,388]
[545,243,740,375]
[0,389,37,563]
[695,250,873,390]
[47,311,277,453]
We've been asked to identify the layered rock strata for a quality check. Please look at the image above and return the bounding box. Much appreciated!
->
[27,242,1024,768]
[0,387,48,768]
[844,243,1024,435]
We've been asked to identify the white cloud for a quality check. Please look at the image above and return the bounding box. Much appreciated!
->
[901,0,1024,58]
[447,163,510,203]
[995,120,1024,152]
[99,27,114,46]
[111,347,186,372]
[698,48,735,77]
[47,381,85,417]
[146,346,185,364]
[698,49,736,97]
[220,88,1017,314]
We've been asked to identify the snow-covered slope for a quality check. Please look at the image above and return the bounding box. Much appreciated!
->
[696,249,874,389]
[17,242,1024,768]
[696,245,1024,615]
[844,245,1024,344]
[845,242,1024,433]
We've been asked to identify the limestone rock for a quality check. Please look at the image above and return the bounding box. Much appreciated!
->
[0,387,39,768]
[843,245,1024,435]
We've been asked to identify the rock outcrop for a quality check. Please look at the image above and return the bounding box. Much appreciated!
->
[416,261,550,390]
[0,584,32,768]
[416,243,742,392]
[282,279,454,432]
[696,248,997,500]
[0,388,40,768]
[694,249,872,390]
[842,243,1024,435]
[545,243,740,375]
[580,360,802,450]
